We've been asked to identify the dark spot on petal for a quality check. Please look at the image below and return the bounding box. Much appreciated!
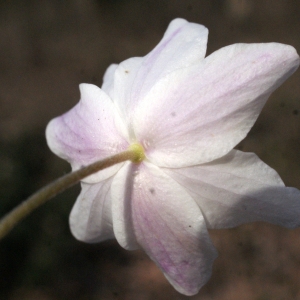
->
[189,225,191,228]
[125,70,129,74]
[293,109,298,115]
[182,260,189,266]
[149,188,155,194]
[171,111,176,117]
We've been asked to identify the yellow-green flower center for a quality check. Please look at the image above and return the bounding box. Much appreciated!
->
[128,143,145,163]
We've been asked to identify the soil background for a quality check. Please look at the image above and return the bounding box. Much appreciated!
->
[0,1,300,299]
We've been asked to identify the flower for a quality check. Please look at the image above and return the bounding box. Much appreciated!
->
[46,18,300,295]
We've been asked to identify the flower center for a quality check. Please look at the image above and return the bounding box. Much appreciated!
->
[128,143,145,163]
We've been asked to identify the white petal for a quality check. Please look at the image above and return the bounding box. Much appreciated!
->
[113,57,144,139]
[111,161,140,250]
[101,63,118,99]
[165,150,300,229]
[113,161,217,295]
[113,18,208,129]
[46,83,129,183]
[133,43,299,167]
[69,179,114,243]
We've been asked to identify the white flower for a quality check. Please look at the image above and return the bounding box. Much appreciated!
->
[46,18,300,295]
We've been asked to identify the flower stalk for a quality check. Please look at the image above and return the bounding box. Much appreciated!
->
[0,148,138,241]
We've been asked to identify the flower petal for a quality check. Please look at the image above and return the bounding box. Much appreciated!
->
[112,161,217,295]
[165,150,300,229]
[101,63,118,99]
[113,18,208,128]
[133,43,299,167]
[111,161,140,250]
[69,179,114,243]
[46,83,129,183]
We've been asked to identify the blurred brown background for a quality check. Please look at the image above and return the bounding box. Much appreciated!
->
[0,0,300,299]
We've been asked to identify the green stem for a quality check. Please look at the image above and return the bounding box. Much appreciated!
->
[0,149,137,241]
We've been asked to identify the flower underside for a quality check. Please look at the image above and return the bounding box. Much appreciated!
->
[45,18,300,296]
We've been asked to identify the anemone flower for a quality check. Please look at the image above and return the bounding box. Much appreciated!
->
[46,18,300,295]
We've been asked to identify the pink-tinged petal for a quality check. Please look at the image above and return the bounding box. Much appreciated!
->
[46,83,129,183]
[133,43,299,167]
[113,18,208,126]
[101,63,118,99]
[165,150,300,229]
[113,57,144,139]
[112,161,217,295]
[69,179,114,243]
[111,161,140,250]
